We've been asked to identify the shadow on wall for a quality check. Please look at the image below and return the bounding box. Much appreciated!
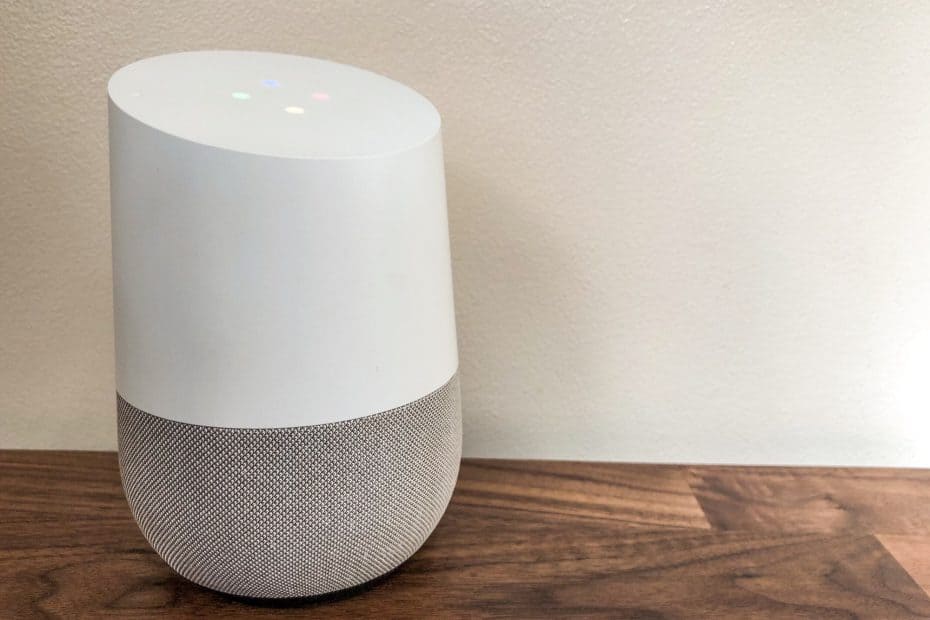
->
[445,165,600,458]
[3,125,116,449]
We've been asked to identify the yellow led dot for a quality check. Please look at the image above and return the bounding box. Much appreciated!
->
[284,106,305,115]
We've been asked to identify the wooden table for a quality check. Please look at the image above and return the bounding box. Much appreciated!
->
[3,451,930,618]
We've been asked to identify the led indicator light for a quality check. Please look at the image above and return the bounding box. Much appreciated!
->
[284,106,305,114]
[262,79,281,88]
[311,92,330,101]
[231,91,251,100]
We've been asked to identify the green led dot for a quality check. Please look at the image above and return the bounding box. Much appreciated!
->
[231,91,251,100]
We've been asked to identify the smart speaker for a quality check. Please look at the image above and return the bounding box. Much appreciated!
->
[108,51,460,598]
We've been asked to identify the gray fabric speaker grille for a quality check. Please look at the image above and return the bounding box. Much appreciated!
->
[117,375,461,599]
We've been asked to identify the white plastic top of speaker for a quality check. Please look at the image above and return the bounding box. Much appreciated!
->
[108,51,440,159]
[108,51,458,428]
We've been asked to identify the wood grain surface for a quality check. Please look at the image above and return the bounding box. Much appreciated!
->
[3,451,930,618]
[877,535,930,598]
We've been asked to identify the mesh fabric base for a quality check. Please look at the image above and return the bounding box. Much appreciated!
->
[117,375,461,598]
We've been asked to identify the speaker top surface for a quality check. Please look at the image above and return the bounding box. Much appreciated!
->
[108,51,440,160]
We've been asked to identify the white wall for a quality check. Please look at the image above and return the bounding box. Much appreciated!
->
[3,1,930,465]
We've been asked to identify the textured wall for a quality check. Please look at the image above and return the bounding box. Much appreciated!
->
[4,1,930,464]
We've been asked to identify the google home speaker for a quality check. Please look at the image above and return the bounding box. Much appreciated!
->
[108,51,460,598]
